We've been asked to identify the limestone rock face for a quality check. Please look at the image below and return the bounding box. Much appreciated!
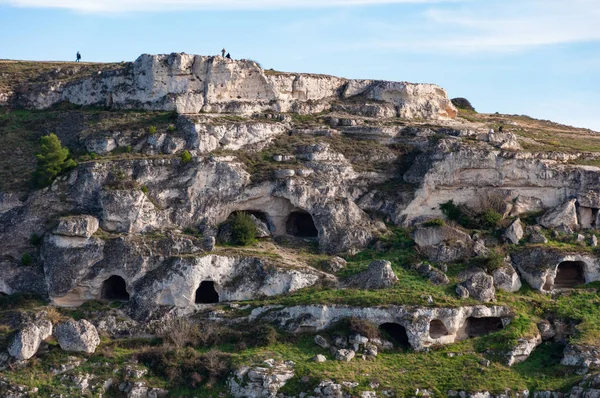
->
[55,319,101,354]
[343,260,398,289]
[54,216,99,238]
[562,344,600,369]
[458,271,496,302]
[228,360,294,398]
[250,304,512,351]
[539,199,578,230]
[8,320,52,360]
[15,53,457,121]
[413,225,473,263]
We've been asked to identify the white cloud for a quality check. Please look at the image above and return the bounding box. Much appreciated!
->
[0,0,462,13]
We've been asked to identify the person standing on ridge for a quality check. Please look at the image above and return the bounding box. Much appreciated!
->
[226,53,231,59]
[221,48,226,57]
[76,51,81,62]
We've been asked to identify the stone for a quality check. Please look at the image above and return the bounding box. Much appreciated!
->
[8,321,52,360]
[458,271,495,302]
[334,349,355,362]
[55,319,101,354]
[530,233,548,244]
[492,264,522,293]
[343,260,398,289]
[249,214,271,238]
[274,169,295,179]
[314,335,330,349]
[228,360,294,398]
[561,344,600,369]
[539,199,579,230]
[592,235,598,247]
[456,285,470,299]
[313,354,327,363]
[413,225,471,248]
[504,219,524,244]
[505,334,542,366]
[577,234,586,243]
[54,215,99,238]
[537,320,556,341]
[324,256,347,273]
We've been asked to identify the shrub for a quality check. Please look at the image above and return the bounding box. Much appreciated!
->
[148,126,157,134]
[157,318,200,348]
[440,200,474,228]
[422,218,445,227]
[167,124,176,132]
[451,97,475,112]
[348,318,381,339]
[480,209,503,229]
[229,212,257,246]
[140,185,149,194]
[21,253,33,266]
[181,150,192,163]
[34,133,77,187]
[29,233,42,246]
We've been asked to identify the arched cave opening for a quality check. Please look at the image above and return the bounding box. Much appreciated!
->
[465,317,504,338]
[554,261,586,288]
[286,211,318,238]
[379,322,410,349]
[101,275,130,301]
[429,319,450,339]
[195,281,219,304]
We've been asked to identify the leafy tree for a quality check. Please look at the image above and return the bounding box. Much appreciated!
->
[34,133,76,187]
[230,212,257,246]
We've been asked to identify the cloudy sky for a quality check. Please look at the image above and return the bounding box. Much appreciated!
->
[1,0,599,130]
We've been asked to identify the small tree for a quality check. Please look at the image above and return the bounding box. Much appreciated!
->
[34,133,76,187]
[230,212,257,246]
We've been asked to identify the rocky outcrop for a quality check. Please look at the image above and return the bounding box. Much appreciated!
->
[228,360,294,398]
[458,270,496,302]
[54,215,99,238]
[539,199,579,231]
[503,219,524,244]
[250,304,512,351]
[413,225,473,262]
[492,264,522,293]
[55,319,101,354]
[342,260,398,289]
[14,53,457,121]
[505,333,542,366]
[562,344,600,370]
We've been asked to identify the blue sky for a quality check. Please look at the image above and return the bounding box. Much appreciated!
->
[1,0,599,131]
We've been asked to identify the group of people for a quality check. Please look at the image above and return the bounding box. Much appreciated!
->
[221,48,231,59]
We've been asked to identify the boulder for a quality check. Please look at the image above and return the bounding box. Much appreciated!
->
[492,264,522,293]
[228,360,294,398]
[343,260,398,289]
[54,216,99,238]
[458,271,495,302]
[324,256,347,273]
[334,348,355,362]
[8,320,52,360]
[413,225,471,248]
[249,215,271,238]
[504,219,524,244]
[539,199,578,230]
[314,335,330,349]
[537,320,556,341]
[415,263,449,286]
[505,333,542,366]
[562,344,600,369]
[313,354,327,363]
[530,233,548,244]
[55,319,100,354]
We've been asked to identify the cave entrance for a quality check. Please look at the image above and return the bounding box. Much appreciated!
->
[554,261,586,288]
[379,322,410,349]
[195,281,219,304]
[429,320,449,339]
[101,275,130,301]
[465,317,503,338]
[286,211,318,238]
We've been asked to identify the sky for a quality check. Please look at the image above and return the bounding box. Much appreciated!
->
[0,0,599,131]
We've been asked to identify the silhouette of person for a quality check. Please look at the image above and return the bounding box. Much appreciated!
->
[221,48,226,57]
[76,51,81,62]
[226,53,231,59]
[499,125,504,132]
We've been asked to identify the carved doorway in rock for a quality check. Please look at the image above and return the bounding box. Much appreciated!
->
[379,322,410,349]
[429,319,449,339]
[465,317,503,337]
[195,281,219,304]
[554,261,586,288]
[101,275,130,301]
[286,211,318,238]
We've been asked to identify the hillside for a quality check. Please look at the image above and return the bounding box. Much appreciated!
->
[1,54,600,398]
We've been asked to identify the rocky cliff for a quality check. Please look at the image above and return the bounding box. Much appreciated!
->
[1,54,600,397]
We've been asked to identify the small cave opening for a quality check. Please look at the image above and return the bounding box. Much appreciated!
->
[286,211,318,238]
[101,275,130,301]
[195,281,219,304]
[554,261,586,288]
[379,322,410,349]
[429,319,449,339]
[465,317,504,338]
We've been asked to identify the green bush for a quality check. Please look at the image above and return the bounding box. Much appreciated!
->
[181,150,192,163]
[230,212,257,246]
[423,218,445,227]
[140,185,149,194]
[29,233,42,246]
[480,209,503,229]
[34,133,77,187]
[148,125,157,134]
[167,124,176,132]
[440,200,474,228]
[21,253,33,266]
